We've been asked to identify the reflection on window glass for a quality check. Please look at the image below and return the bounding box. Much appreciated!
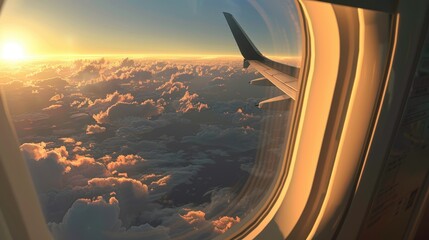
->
[0,0,300,239]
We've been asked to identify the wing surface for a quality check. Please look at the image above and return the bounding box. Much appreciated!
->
[223,12,300,101]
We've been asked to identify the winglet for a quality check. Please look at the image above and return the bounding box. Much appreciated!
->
[223,12,264,60]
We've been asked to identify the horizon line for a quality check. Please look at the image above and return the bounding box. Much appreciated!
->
[1,53,302,64]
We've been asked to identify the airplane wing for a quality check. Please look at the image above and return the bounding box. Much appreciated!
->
[223,12,300,104]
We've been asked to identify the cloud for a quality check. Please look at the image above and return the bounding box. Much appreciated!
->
[20,143,68,192]
[20,142,50,160]
[64,155,110,186]
[93,100,164,124]
[212,216,240,234]
[71,97,92,109]
[227,108,260,126]
[119,58,135,68]
[156,79,187,98]
[43,104,63,111]
[68,58,153,86]
[70,63,102,83]
[72,146,90,154]
[80,177,149,227]
[169,72,194,83]
[60,138,76,144]
[87,177,148,199]
[180,210,206,225]
[155,65,180,79]
[105,154,144,173]
[104,66,152,82]
[209,76,225,87]
[177,91,208,113]
[40,176,150,225]
[180,209,240,235]
[50,94,64,102]
[20,143,110,190]
[149,175,171,188]
[49,195,170,240]
[49,196,122,240]
[9,58,269,239]
[86,124,107,134]
[86,91,135,114]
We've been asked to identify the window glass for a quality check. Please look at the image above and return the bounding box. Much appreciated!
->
[0,0,301,239]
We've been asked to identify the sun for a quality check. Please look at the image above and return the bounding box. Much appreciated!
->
[2,42,26,61]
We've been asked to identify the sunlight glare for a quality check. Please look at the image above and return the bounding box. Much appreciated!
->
[2,42,26,61]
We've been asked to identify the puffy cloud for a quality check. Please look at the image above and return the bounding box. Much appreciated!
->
[180,91,198,102]
[43,104,63,111]
[119,58,135,68]
[68,58,153,86]
[93,100,164,124]
[104,66,152,82]
[209,76,225,87]
[20,143,109,190]
[235,108,253,120]
[156,79,187,97]
[20,142,49,160]
[86,91,135,114]
[170,71,193,81]
[87,177,148,198]
[227,108,260,126]
[49,195,170,240]
[49,93,64,102]
[106,154,144,172]
[180,210,240,234]
[99,155,113,163]
[71,97,92,109]
[72,146,90,154]
[60,138,76,144]
[212,216,240,234]
[86,124,107,134]
[149,175,171,188]
[140,173,161,181]
[20,143,68,192]
[40,176,150,225]
[180,210,206,225]
[155,65,180,79]
[177,91,208,113]
[70,63,102,83]
[67,155,95,167]
[49,196,122,240]
[67,160,110,187]
[63,156,110,187]
[85,177,149,226]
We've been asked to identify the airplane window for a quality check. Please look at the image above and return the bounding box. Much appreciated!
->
[0,0,301,239]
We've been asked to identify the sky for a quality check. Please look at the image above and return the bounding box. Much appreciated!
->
[0,0,301,57]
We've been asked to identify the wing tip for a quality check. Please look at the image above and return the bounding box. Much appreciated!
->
[222,12,264,60]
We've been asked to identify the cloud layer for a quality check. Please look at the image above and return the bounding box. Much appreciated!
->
[5,57,288,239]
